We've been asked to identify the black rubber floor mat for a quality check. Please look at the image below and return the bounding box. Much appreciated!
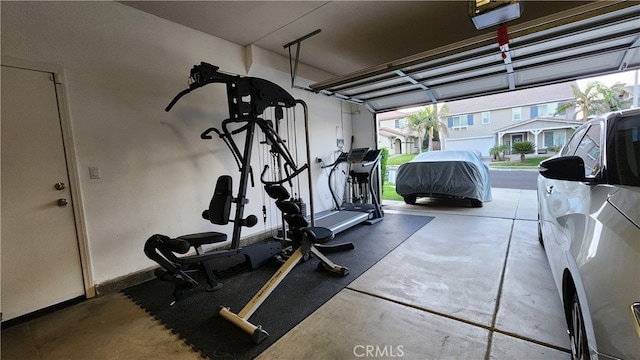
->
[123,213,433,359]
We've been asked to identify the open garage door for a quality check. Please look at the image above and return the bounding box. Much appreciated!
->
[310,2,640,113]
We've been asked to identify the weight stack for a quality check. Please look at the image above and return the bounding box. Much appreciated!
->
[293,198,307,217]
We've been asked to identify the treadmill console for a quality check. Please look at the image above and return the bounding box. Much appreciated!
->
[361,149,381,163]
[347,147,371,163]
[336,151,349,162]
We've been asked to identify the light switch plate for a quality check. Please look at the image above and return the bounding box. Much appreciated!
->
[89,166,101,179]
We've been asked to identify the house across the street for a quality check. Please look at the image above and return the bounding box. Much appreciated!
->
[378,81,583,156]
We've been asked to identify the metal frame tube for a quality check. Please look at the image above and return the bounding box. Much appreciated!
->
[297,100,315,226]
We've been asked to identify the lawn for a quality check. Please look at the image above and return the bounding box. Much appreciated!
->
[386,154,417,166]
[489,156,550,167]
[382,182,403,201]
[382,153,417,201]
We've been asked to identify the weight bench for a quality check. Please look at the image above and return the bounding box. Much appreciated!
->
[144,175,281,303]
[218,184,353,344]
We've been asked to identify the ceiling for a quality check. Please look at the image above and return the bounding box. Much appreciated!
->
[122,1,640,113]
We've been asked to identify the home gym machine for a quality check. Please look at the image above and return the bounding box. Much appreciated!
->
[315,147,384,233]
[144,62,351,343]
[144,62,306,302]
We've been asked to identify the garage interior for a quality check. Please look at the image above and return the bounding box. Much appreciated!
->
[2,1,639,359]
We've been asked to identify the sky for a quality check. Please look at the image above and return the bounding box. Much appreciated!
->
[577,69,639,89]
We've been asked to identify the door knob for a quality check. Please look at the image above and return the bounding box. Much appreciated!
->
[57,198,69,207]
[55,182,66,190]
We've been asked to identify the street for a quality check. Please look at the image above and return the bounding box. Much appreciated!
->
[490,169,539,190]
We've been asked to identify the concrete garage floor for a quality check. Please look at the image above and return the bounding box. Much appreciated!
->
[2,188,570,359]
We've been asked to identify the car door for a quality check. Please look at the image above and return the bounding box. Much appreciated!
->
[538,123,593,284]
[559,121,605,262]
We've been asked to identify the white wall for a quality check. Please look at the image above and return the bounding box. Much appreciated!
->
[244,45,353,219]
[1,1,352,287]
[351,106,377,149]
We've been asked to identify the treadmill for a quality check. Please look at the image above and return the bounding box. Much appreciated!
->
[315,147,384,234]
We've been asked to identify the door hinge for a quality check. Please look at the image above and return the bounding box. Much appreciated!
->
[49,74,62,84]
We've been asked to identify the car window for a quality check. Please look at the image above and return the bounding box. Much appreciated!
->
[573,123,602,177]
[561,125,589,156]
[612,114,640,186]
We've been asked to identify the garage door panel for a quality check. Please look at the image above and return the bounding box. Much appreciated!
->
[367,91,433,112]
[515,52,624,86]
[410,55,501,82]
[512,37,634,68]
[343,77,411,97]
[311,3,640,113]
[432,74,509,100]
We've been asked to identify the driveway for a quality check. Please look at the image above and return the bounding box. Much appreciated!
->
[260,188,570,358]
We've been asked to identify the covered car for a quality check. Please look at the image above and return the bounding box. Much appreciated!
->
[395,150,492,207]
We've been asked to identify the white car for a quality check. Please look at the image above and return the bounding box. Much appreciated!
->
[537,108,640,359]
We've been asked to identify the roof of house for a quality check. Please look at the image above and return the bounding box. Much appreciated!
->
[377,80,579,119]
[494,117,583,133]
[379,126,411,139]
[376,110,408,121]
[446,81,577,115]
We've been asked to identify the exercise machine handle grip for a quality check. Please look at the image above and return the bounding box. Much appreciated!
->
[201,128,217,140]
[204,209,257,228]
[260,164,309,185]
[165,88,192,112]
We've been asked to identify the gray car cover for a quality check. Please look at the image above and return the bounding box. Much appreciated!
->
[395,150,492,202]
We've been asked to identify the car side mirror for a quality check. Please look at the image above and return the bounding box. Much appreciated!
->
[538,156,586,181]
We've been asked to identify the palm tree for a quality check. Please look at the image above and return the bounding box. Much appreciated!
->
[405,104,450,153]
[600,82,632,111]
[556,81,609,121]
[556,81,632,121]
[424,104,449,152]
[405,109,428,153]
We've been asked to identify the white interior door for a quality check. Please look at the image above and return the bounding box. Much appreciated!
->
[1,65,85,321]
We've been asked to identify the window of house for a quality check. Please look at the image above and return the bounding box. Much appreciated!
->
[449,115,471,129]
[512,107,522,121]
[556,102,568,116]
[482,112,490,124]
[543,130,566,148]
[395,118,405,128]
[534,102,559,117]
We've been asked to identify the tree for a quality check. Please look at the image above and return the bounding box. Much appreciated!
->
[489,144,509,161]
[600,82,632,111]
[405,104,450,153]
[424,104,449,152]
[556,81,632,121]
[405,110,427,153]
[556,81,608,121]
[379,147,389,190]
[512,141,536,163]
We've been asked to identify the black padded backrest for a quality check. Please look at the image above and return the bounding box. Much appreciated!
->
[264,184,290,201]
[209,175,233,225]
[275,200,301,215]
[284,214,309,229]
